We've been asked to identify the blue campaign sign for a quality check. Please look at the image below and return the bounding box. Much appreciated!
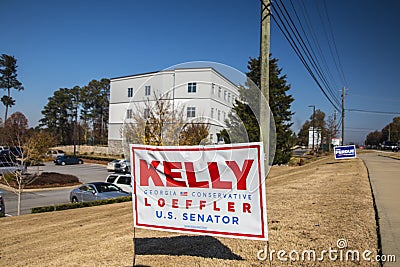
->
[334,145,357,159]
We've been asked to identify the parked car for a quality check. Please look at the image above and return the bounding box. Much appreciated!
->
[381,141,397,151]
[0,161,26,175]
[0,190,5,217]
[0,147,25,162]
[70,182,129,203]
[54,155,83,165]
[0,149,14,158]
[10,146,24,158]
[119,159,131,173]
[107,159,123,172]
[46,150,65,158]
[106,173,132,193]
[107,159,130,173]
[393,144,399,152]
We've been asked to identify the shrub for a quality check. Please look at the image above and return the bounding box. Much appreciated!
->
[75,154,118,162]
[31,196,132,214]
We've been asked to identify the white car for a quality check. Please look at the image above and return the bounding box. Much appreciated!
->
[46,150,65,158]
[107,159,130,173]
[107,160,123,172]
[105,173,132,193]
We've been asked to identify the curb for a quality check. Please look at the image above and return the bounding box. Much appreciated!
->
[360,158,383,267]
[0,183,79,193]
[378,154,400,161]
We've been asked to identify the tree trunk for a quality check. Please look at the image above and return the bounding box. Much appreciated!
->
[17,183,22,216]
[4,88,11,122]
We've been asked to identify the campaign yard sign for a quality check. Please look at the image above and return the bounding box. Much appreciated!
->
[130,143,268,241]
[334,145,357,159]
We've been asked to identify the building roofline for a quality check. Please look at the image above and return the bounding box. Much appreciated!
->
[110,67,239,87]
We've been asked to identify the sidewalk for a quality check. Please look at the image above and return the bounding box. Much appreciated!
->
[360,153,400,266]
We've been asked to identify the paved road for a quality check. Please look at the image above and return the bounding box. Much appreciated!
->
[1,162,109,216]
[27,162,109,184]
[360,153,400,266]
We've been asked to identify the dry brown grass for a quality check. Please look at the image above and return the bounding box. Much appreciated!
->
[379,152,400,160]
[0,156,378,266]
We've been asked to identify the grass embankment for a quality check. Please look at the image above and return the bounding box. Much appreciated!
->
[0,156,378,266]
[379,152,400,160]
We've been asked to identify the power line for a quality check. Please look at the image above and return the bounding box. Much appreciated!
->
[279,0,341,108]
[268,0,342,112]
[293,0,339,91]
[346,127,380,130]
[346,109,400,115]
[319,0,348,87]
[274,0,341,108]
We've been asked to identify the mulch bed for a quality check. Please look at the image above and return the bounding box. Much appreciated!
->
[2,172,81,189]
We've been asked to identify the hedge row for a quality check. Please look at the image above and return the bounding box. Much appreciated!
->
[31,196,132,214]
[74,154,118,162]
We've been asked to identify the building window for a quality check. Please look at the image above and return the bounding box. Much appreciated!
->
[187,107,196,118]
[223,111,226,120]
[218,87,221,97]
[227,92,231,103]
[128,87,133,97]
[218,110,221,120]
[224,90,227,101]
[126,109,133,119]
[211,108,214,118]
[188,82,197,93]
[211,83,215,95]
[145,85,151,96]
[144,108,150,118]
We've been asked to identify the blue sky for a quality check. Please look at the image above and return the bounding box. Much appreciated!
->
[1,0,399,144]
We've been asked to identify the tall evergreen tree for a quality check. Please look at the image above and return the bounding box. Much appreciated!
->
[221,56,295,164]
[220,84,261,144]
[80,78,110,144]
[40,88,75,144]
[0,54,24,122]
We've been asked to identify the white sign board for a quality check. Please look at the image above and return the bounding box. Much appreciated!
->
[130,143,268,241]
[308,127,322,148]
[331,138,341,146]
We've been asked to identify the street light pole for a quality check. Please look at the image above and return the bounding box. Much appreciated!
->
[308,105,316,154]
[73,100,77,156]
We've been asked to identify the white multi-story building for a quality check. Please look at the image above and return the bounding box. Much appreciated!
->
[108,67,239,155]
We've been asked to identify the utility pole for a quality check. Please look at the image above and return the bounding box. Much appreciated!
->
[260,0,270,167]
[341,87,345,145]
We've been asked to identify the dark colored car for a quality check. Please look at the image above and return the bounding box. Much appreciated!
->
[10,146,24,158]
[54,155,83,165]
[0,150,14,158]
[393,145,399,152]
[0,147,24,158]
[0,191,5,217]
[381,141,397,151]
[69,182,129,203]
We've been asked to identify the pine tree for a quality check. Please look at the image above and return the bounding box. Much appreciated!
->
[221,56,295,165]
[0,54,24,122]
